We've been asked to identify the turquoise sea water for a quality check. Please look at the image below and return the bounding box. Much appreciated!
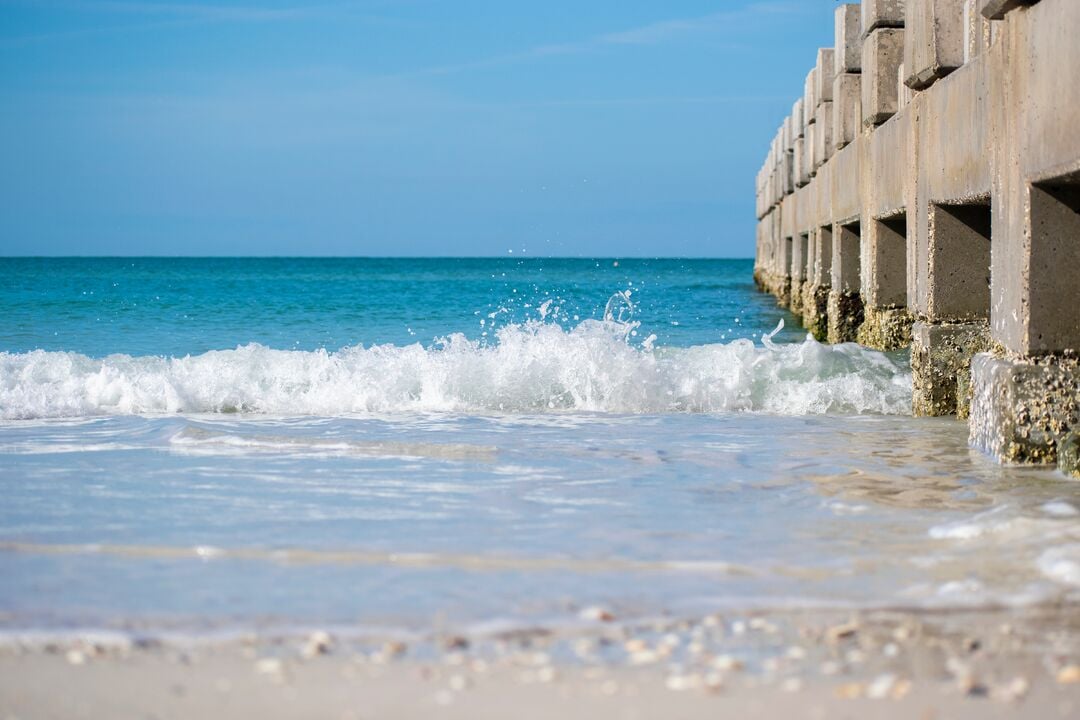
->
[1,258,1078,637]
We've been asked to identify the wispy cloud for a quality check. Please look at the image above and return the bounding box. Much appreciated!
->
[394,1,806,79]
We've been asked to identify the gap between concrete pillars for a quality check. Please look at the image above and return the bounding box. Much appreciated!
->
[1027,174,1080,353]
[858,213,913,350]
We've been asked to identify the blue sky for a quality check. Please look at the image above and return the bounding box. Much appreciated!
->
[0,0,838,257]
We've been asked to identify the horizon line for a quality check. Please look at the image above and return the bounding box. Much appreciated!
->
[0,255,755,261]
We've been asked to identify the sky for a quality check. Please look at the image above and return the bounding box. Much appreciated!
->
[0,0,840,257]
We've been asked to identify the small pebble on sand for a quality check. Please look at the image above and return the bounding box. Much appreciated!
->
[579,606,615,623]
[1057,665,1080,685]
[301,631,334,659]
[254,658,284,676]
[826,621,859,644]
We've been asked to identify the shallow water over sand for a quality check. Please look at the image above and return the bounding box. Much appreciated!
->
[1,412,1077,636]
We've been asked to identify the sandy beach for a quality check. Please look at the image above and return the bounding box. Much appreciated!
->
[4,607,1079,719]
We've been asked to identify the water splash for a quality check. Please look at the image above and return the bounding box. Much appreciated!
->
[0,319,911,419]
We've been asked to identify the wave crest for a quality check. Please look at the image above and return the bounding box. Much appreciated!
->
[0,321,911,419]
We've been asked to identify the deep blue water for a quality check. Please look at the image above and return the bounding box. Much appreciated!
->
[0,257,804,357]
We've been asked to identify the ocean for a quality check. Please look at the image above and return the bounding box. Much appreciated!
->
[1,257,1078,639]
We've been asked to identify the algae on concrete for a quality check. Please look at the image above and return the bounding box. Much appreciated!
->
[857,306,913,351]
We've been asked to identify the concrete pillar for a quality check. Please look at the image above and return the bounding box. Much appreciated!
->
[862,28,906,127]
[833,74,863,151]
[904,0,965,90]
[835,4,863,74]
[970,0,1080,468]
[862,0,907,34]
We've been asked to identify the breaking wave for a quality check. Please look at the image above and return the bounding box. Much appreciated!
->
[0,320,911,419]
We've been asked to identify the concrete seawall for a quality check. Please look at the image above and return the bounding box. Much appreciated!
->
[753,0,1080,475]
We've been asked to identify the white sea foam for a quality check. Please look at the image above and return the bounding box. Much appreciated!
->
[1038,545,1080,587]
[0,320,911,419]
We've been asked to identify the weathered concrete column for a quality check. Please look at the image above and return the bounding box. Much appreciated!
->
[908,55,993,418]
[861,28,906,127]
[903,0,965,90]
[970,0,1080,472]
[802,224,832,341]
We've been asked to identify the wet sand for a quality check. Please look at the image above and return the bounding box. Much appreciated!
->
[3,607,1078,719]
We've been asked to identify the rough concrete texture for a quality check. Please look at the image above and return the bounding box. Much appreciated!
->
[1058,432,1080,478]
[988,0,1080,357]
[801,283,831,341]
[979,0,1036,21]
[835,4,863,74]
[1025,179,1080,354]
[827,290,865,344]
[832,74,862,150]
[857,305,913,351]
[970,352,1080,464]
[963,0,994,63]
[904,0,965,90]
[862,28,906,126]
[911,320,991,417]
[862,0,908,36]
